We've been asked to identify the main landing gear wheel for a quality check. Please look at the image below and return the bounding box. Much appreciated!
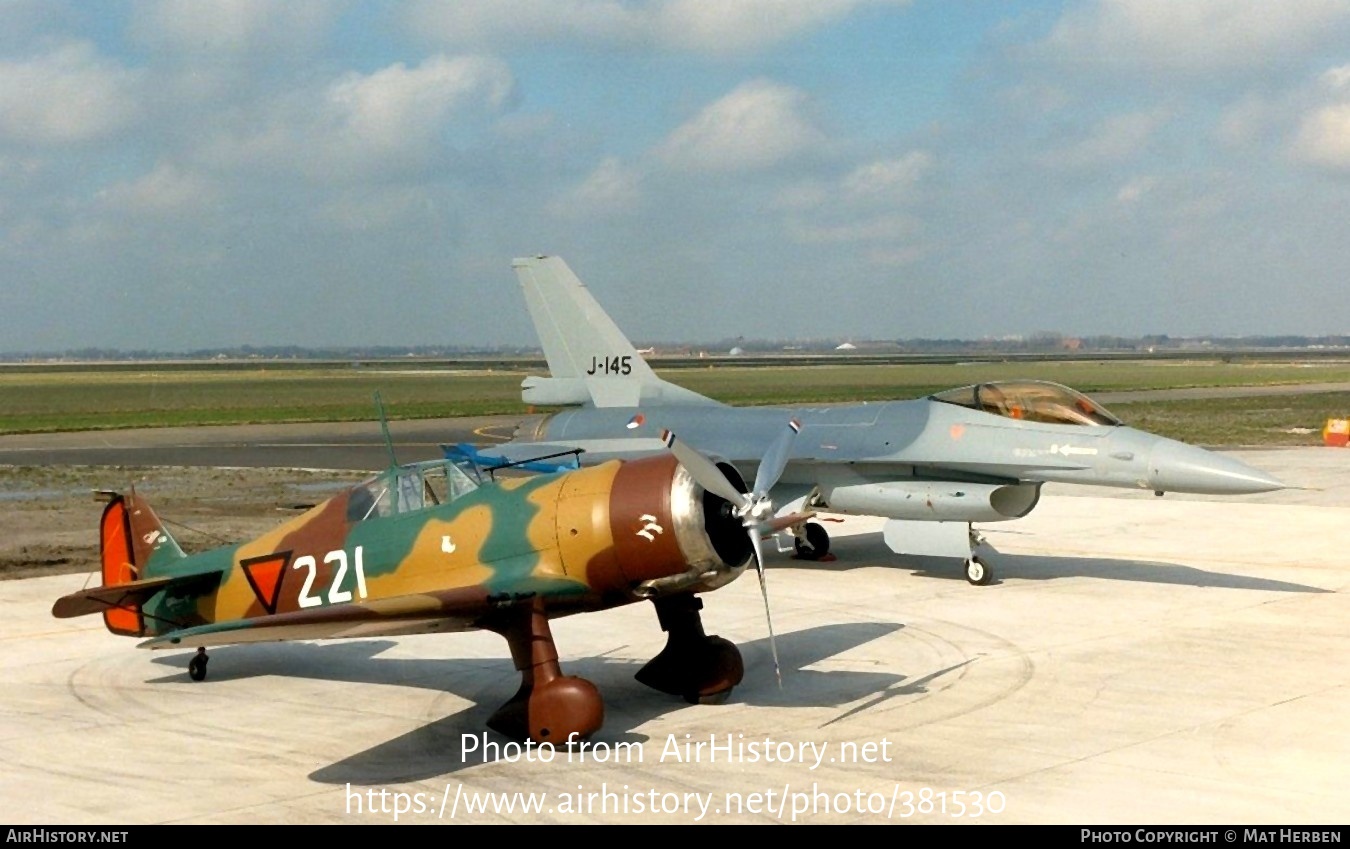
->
[485,598,604,744]
[965,556,993,586]
[188,648,209,681]
[793,522,831,561]
[636,596,744,705]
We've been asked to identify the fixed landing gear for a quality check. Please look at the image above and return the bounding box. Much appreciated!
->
[792,521,831,561]
[188,647,208,681]
[485,598,604,744]
[635,595,744,705]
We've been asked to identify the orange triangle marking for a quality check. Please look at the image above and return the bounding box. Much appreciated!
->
[241,552,292,615]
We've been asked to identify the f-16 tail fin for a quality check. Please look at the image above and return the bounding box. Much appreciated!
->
[512,256,720,408]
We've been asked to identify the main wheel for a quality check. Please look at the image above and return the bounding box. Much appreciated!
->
[965,556,993,586]
[188,652,208,682]
[793,522,831,561]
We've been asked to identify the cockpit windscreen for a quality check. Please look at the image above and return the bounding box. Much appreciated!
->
[930,381,1122,426]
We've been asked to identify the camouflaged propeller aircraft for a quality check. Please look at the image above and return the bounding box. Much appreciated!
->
[51,418,807,744]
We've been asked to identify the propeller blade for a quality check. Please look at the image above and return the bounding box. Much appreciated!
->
[658,421,786,689]
[661,429,748,508]
[752,418,801,497]
[748,530,782,689]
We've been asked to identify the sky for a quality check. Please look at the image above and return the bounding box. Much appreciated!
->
[4,0,1350,353]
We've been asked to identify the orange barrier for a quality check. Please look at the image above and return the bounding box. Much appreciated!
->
[1324,418,1349,447]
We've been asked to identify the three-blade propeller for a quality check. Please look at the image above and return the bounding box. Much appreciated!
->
[657,418,808,688]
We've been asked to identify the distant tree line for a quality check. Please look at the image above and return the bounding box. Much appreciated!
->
[3,335,1348,363]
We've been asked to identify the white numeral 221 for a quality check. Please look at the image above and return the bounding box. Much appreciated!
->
[293,546,369,609]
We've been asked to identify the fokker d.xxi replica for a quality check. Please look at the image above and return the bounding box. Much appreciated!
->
[52,423,804,743]
[483,256,1285,585]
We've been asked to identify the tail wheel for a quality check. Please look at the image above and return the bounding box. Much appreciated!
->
[793,521,830,561]
[188,648,208,681]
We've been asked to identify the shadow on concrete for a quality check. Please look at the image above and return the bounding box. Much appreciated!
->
[787,531,1329,593]
[147,621,912,784]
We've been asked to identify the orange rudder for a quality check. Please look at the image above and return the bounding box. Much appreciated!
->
[98,496,143,636]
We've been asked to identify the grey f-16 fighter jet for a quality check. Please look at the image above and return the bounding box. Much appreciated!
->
[476,256,1284,585]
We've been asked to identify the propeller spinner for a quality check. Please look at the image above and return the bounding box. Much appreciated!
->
[658,418,808,687]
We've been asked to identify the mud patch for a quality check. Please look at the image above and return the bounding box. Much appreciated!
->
[0,465,355,580]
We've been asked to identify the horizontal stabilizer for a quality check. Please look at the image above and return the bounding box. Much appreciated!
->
[52,571,220,620]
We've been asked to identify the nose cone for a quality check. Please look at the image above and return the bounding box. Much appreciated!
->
[1148,440,1285,495]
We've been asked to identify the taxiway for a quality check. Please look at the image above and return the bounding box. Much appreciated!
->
[2,443,1346,824]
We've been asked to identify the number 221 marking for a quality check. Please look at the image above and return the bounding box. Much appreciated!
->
[293,546,368,609]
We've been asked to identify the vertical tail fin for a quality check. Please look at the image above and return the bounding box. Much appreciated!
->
[120,488,187,574]
[85,494,187,631]
[512,256,719,408]
[53,491,211,635]
[99,490,188,633]
[97,495,142,635]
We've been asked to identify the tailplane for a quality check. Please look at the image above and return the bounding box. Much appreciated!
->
[512,256,720,408]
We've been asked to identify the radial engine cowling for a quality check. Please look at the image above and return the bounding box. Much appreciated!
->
[551,454,752,601]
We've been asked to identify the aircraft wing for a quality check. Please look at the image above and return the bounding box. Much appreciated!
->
[136,570,595,649]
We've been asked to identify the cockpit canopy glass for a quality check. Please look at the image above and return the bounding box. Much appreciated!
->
[930,381,1122,427]
[345,458,483,523]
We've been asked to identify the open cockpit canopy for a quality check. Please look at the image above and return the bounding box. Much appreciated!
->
[931,380,1122,427]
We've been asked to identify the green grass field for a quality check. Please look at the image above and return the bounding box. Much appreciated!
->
[1113,393,1350,446]
[2,359,1348,446]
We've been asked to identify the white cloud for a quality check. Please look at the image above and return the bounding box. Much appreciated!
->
[0,43,141,144]
[787,213,919,244]
[407,0,641,47]
[1322,64,1350,91]
[1044,109,1168,169]
[1216,95,1279,147]
[655,0,901,53]
[657,79,825,172]
[842,152,934,202]
[558,157,643,213]
[406,0,905,54]
[998,82,1072,117]
[327,55,515,152]
[1116,175,1156,203]
[131,0,336,54]
[97,162,214,214]
[1292,103,1350,170]
[200,54,515,179]
[1041,0,1350,73]
[773,151,932,263]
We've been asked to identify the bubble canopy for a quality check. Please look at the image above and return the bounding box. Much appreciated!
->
[930,381,1123,427]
